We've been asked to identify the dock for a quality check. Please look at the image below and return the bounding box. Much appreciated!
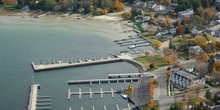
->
[108,73,145,78]
[28,84,40,110]
[68,77,140,85]
[120,41,150,46]
[32,58,123,71]
[68,88,121,100]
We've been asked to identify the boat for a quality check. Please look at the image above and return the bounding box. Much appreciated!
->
[120,93,128,99]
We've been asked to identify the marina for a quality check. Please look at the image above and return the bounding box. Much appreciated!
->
[108,73,146,78]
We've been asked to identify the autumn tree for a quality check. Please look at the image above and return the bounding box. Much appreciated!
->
[1,0,16,5]
[152,40,162,50]
[165,15,171,22]
[194,35,207,44]
[214,62,220,72]
[149,80,155,98]
[161,0,171,6]
[197,6,205,16]
[205,8,213,18]
[216,41,220,48]
[161,21,168,28]
[94,8,103,15]
[195,51,209,63]
[200,42,207,50]
[149,17,157,24]
[191,40,199,45]
[153,79,158,85]
[149,12,155,17]
[112,0,125,12]
[176,26,184,35]
[149,29,155,35]
[121,11,132,19]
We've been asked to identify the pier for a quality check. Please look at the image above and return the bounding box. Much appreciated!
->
[120,41,150,46]
[68,88,121,100]
[108,73,146,78]
[68,77,140,85]
[28,84,40,110]
[32,58,123,72]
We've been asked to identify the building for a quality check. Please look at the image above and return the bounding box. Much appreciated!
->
[189,46,202,55]
[170,70,205,89]
[143,16,151,22]
[178,9,194,18]
[152,4,165,11]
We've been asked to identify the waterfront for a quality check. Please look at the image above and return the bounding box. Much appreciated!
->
[0,16,152,110]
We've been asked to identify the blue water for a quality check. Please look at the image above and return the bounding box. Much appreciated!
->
[0,16,150,110]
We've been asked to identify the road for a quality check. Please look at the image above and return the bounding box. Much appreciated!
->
[108,6,131,16]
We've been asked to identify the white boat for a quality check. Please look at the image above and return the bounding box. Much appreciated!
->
[121,93,128,99]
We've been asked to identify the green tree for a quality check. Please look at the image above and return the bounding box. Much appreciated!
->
[169,40,173,49]
[94,8,103,15]
[208,55,215,74]
[191,15,204,27]
[205,90,212,100]
[38,0,56,11]
[152,40,162,50]
[121,11,132,19]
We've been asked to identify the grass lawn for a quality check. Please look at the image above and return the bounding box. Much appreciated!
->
[177,50,189,58]
[113,14,122,17]
[134,55,169,71]
[4,5,16,10]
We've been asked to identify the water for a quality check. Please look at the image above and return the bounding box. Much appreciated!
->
[0,16,149,110]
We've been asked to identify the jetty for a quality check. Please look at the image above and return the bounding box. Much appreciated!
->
[34,12,50,18]
[32,58,123,72]
[28,84,40,110]
[68,77,140,85]
[31,57,148,73]
[120,41,149,46]
[68,88,121,100]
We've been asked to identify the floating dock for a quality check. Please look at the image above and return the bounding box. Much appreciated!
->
[68,88,121,100]
[28,84,40,110]
[68,77,140,84]
[108,73,145,78]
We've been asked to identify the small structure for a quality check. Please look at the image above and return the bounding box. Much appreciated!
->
[152,4,165,11]
[188,46,202,55]
[178,9,194,18]
[143,16,151,22]
[191,28,198,35]
[170,70,205,89]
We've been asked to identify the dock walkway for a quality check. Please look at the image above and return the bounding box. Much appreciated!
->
[68,77,140,84]
[28,84,40,110]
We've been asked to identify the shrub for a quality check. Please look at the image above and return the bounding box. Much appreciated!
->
[149,64,155,68]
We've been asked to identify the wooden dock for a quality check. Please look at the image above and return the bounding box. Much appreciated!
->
[68,77,140,85]
[68,88,121,100]
[28,84,40,110]
[108,73,145,78]
[32,58,123,71]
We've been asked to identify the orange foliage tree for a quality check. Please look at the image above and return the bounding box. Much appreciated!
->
[200,42,207,50]
[149,29,155,35]
[191,39,199,45]
[166,15,171,22]
[1,0,16,4]
[149,80,155,98]
[112,0,125,12]
[216,41,220,48]
[149,12,155,17]
[149,17,157,24]
[101,9,108,15]
[214,62,220,72]
[161,21,168,28]
[195,51,209,63]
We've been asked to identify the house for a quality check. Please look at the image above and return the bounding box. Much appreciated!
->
[133,0,147,8]
[141,23,150,31]
[169,28,176,34]
[191,28,198,35]
[170,69,205,89]
[189,46,202,55]
[178,9,194,18]
[204,29,216,36]
[143,16,151,22]
[21,5,30,12]
[147,1,155,8]
[152,4,165,11]
[166,34,174,39]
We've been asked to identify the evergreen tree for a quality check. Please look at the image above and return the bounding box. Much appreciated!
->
[169,40,173,49]
[208,55,215,74]
[205,90,212,100]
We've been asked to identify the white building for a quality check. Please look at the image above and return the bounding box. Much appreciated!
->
[170,70,205,89]
[152,4,165,11]
[178,9,194,18]
[189,46,202,55]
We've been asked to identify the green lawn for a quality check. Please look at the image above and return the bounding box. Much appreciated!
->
[4,5,16,10]
[135,55,169,71]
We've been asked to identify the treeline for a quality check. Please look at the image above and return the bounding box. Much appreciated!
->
[2,0,126,15]
[175,0,218,12]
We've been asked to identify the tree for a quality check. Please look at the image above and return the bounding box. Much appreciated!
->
[200,42,207,50]
[205,34,215,44]
[197,6,205,16]
[176,26,184,35]
[149,29,155,35]
[205,90,212,100]
[165,15,171,22]
[194,35,207,44]
[89,5,94,12]
[162,0,171,6]
[195,51,209,63]
[112,0,125,12]
[169,40,173,49]
[121,11,132,19]
[38,0,56,11]
[153,79,158,85]
[1,0,16,5]
[205,8,213,18]
[149,12,155,17]
[208,55,215,73]
[127,85,134,92]
[101,9,108,15]
[216,41,220,48]
[149,18,157,24]
[214,62,220,72]
[152,40,162,50]
[161,21,168,28]
[191,15,204,27]
[149,64,155,69]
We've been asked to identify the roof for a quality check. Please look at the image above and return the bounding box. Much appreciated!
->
[189,46,202,50]
[173,70,199,80]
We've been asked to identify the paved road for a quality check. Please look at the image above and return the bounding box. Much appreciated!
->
[108,6,131,16]
[151,66,175,110]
